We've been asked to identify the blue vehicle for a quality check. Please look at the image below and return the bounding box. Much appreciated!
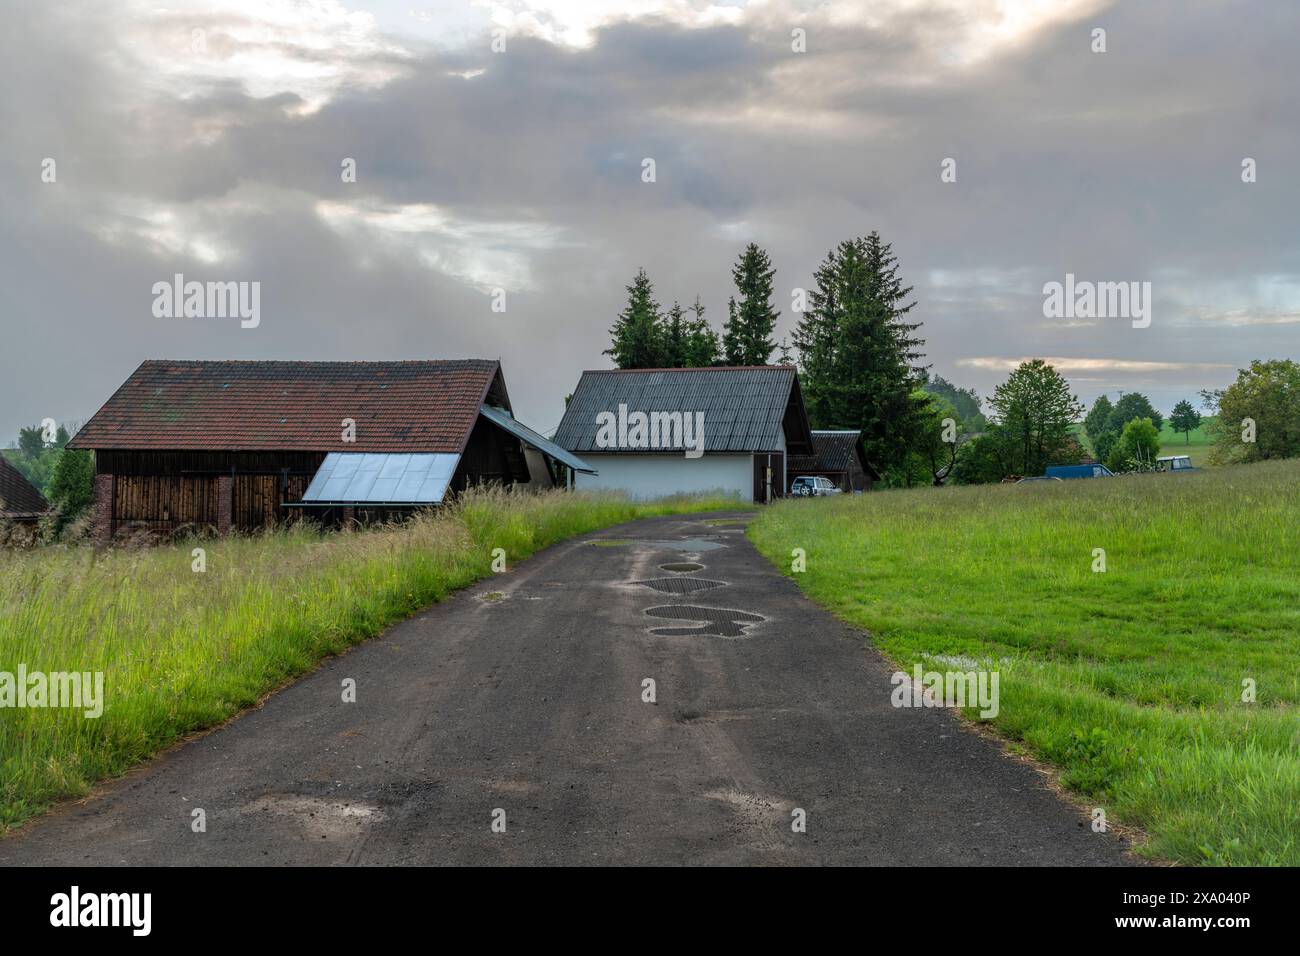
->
[1045,463,1114,479]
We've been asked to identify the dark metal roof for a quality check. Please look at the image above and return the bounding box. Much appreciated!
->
[0,454,49,518]
[788,430,881,480]
[68,360,504,453]
[478,404,596,474]
[553,366,813,455]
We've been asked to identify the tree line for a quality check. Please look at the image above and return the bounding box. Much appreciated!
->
[606,234,931,480]
[605,236,1300,484]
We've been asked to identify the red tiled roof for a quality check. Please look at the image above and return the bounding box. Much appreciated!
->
[68,360,503,453]
[0,454,49,518]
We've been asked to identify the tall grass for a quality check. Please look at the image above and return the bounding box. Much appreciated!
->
[748,460,1300,866]
[0,488,746,829]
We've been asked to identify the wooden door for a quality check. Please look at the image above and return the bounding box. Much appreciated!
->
[752,453,785,503]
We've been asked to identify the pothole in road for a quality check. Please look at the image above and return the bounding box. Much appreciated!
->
[638,537,727,552]
[644,605,765,637]
[636,576,725,595]
[660,562,704,573]
[241,794,386,839]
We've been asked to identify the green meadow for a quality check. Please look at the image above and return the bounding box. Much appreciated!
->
[1073,416,1219,467]
[1158,415,1217,466]
[0,489,746,830]
[749,460,1300,866]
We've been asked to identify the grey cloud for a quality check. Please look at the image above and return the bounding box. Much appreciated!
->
[3,0,1299,439]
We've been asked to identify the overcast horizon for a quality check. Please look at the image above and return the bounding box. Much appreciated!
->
[4,0,1298,441]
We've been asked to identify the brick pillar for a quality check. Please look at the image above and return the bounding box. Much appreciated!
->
[92,473,115,544]
[217,475,233,536]
[341,505,356,529]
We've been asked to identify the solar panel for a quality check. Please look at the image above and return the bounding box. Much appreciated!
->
[300,452,460,504]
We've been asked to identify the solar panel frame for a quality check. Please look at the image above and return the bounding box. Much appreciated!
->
[300,452,461,504]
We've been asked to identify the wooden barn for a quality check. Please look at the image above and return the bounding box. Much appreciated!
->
[786,430,879,492]
[69,359,593,541]
[0,454,49,526]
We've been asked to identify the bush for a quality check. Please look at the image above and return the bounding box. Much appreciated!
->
[1105,417,1160,473]
[45,449,94,535]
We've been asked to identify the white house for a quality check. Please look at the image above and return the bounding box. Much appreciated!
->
[552,366,814,502]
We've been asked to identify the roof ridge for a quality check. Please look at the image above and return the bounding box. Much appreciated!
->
[140,358,496,366]
[582,365,795,374]
[69,360,503,453]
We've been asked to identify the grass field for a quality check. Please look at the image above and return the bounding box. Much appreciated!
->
[1074,416,1219,467]
[749,460,1300,866]
[0,489,747,830]
[1158,416,1217,466]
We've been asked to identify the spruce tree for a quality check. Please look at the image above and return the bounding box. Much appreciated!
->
[792,233,929,474]
[722,296,741,365]
[721,243,779,365]
[682,296,720,367]
[792,250,841,426]
[605,269,666,369]
[663,302,688,368]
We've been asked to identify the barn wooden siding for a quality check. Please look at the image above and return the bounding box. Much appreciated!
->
[451,416,529,491]
[112,476,219,533]
[233,474,312,531]
[98,450,325,537]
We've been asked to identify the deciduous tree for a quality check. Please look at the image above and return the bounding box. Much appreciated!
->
[1207,359,1300,463]
[1169,399,1201,445]
[987,359,1085,477]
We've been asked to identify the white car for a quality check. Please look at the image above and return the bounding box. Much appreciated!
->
[791,475,842,497]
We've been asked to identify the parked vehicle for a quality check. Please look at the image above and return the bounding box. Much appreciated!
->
[1155,455,1197,473]
[1016,476,1063,484]
[1045,463,1114,479]
[791,475,842,497]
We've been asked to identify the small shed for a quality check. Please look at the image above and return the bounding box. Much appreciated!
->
[553,365,814,502]
[786,430,879,492]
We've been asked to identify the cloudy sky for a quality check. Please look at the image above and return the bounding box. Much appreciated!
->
[3,0,1298,440]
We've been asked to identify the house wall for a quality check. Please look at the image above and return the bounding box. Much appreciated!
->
[574,453,752,501]
[776,430,787,494]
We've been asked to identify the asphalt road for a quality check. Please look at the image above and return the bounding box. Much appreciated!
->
[1,512,1133,866]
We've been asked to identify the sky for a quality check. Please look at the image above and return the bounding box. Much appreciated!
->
[3,0,1298,441]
